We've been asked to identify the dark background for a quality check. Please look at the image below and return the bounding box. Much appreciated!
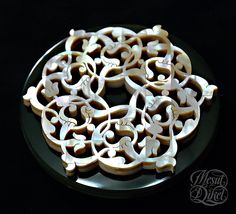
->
[1,0,234,212]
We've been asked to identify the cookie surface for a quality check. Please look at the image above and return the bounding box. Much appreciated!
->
[23,25,217,176]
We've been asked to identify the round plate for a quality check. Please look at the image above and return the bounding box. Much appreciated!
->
[20,25,219,198]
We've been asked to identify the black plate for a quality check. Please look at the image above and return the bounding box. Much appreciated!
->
[20,25,219,198]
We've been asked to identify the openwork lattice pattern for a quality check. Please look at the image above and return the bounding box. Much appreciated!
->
[23,25,217,176]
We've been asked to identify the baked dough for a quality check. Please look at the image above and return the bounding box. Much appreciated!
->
[23,25,217,176]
